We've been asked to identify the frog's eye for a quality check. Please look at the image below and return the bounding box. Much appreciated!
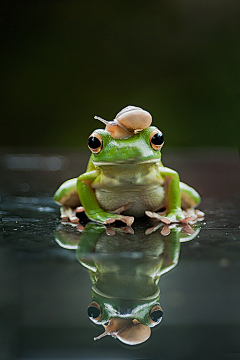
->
[149,305,163,325]
[88,132,103,154]
[150,130,164,151]
[88,301,102,321]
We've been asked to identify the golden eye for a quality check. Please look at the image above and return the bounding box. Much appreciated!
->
[149,305,163,325]
[88,132,103,154]
[150,130,164,151]
[87,301,102,321]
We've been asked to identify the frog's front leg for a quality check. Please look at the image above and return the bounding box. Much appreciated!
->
[180,182,204,220]
[77,171,134,226]
[146,168,194,224]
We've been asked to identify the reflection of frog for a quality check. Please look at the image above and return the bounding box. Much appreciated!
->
[54,220,200,345]
[54,106,204,226]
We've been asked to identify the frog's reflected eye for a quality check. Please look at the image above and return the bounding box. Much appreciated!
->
[88,301,102,321]
[150,130,164,151]
[88,132,103,154]
[149,305,163,325]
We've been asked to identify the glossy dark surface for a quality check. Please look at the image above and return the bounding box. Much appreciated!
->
[1,148,240,360]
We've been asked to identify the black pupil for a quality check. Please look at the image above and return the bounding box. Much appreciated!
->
[150,309,163,322]
[88,306,100,318]
[151,132,164,146]
[88,136,101,149]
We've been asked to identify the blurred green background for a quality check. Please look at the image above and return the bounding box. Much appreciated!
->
[1,1,240,149]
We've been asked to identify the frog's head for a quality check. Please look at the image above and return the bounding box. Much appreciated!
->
[87,294,163,345]
[87,126,164,166]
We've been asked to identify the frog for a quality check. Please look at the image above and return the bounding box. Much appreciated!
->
[54,106,204,226]
[54,220,201,345]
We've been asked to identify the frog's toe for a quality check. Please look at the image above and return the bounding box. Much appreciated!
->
[146,210,188,224]
[181,224,195,235]
[113,203,132,214]
[195,209,205,218]
[76,206,85,213]
[60,206,79,223]
[106,225,134,235]
[60,206,70,221]
[180,215,197,224]
[124,216,134,226]
[159,216,172,224]
[115,215,134,226]
[182,208,205,223]
[105,217,117,224]
[145,211,170,224]
[106,216,134,226]
[112,205,135,225]
[90,211,134,226]
[145,210,158,219]
[76,223,85,231]
[160,225,171,236]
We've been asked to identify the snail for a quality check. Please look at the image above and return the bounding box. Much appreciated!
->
[94,105,152,139]
[93,317,151,345]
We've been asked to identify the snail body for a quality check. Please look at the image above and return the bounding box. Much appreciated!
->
[94,105,152,139]
[93,317,151,345]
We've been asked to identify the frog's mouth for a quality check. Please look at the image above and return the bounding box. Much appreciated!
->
[92,158,160,166]
[92,284,160,301]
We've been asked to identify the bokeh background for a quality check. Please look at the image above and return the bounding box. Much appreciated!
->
[1,1,240,149]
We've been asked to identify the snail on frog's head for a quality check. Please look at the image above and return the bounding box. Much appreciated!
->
[94,105,152,139]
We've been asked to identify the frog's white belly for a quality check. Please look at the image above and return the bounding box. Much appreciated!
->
[95,186,165,217]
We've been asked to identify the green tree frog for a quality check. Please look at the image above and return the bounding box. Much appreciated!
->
[54,106,204,226]
[54,220,201,345]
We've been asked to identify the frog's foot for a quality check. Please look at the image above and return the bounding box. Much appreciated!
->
[145,210,195,225]
[106,225,134,236]
[106,214,134,227]
[88,210,134,227]
[60,206,80,224]
[160,223,196,236]
[182,208,205,223]
[145,223,163,235]
[145,221,196,236]
[113,203,132,215]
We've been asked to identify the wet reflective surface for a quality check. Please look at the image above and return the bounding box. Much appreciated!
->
[1,148,240,360]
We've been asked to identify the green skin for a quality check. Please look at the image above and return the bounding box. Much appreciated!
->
[54,221,200,327]
[54,222,191,327]
[77,222,182,327]
[54,126,201,225]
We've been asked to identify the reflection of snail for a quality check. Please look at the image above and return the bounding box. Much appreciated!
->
[94,106,152,139]
[93,318,151,345]
[88,302,163,345]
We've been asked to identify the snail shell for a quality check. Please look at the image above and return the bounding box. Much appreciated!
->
[116,319,151,345]
[115,106,152,132]
[94,317,151,345]
[94,106,152,139]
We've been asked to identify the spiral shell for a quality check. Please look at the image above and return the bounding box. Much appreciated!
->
[93,317,151,345]
[115,106,152,132]
[94,106,152,139]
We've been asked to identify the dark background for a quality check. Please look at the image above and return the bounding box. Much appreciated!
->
[1,3,240,359]
[1,1,240,149]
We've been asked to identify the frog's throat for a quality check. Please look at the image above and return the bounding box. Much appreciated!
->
[92,284,160,301]
[92,158,160,166]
